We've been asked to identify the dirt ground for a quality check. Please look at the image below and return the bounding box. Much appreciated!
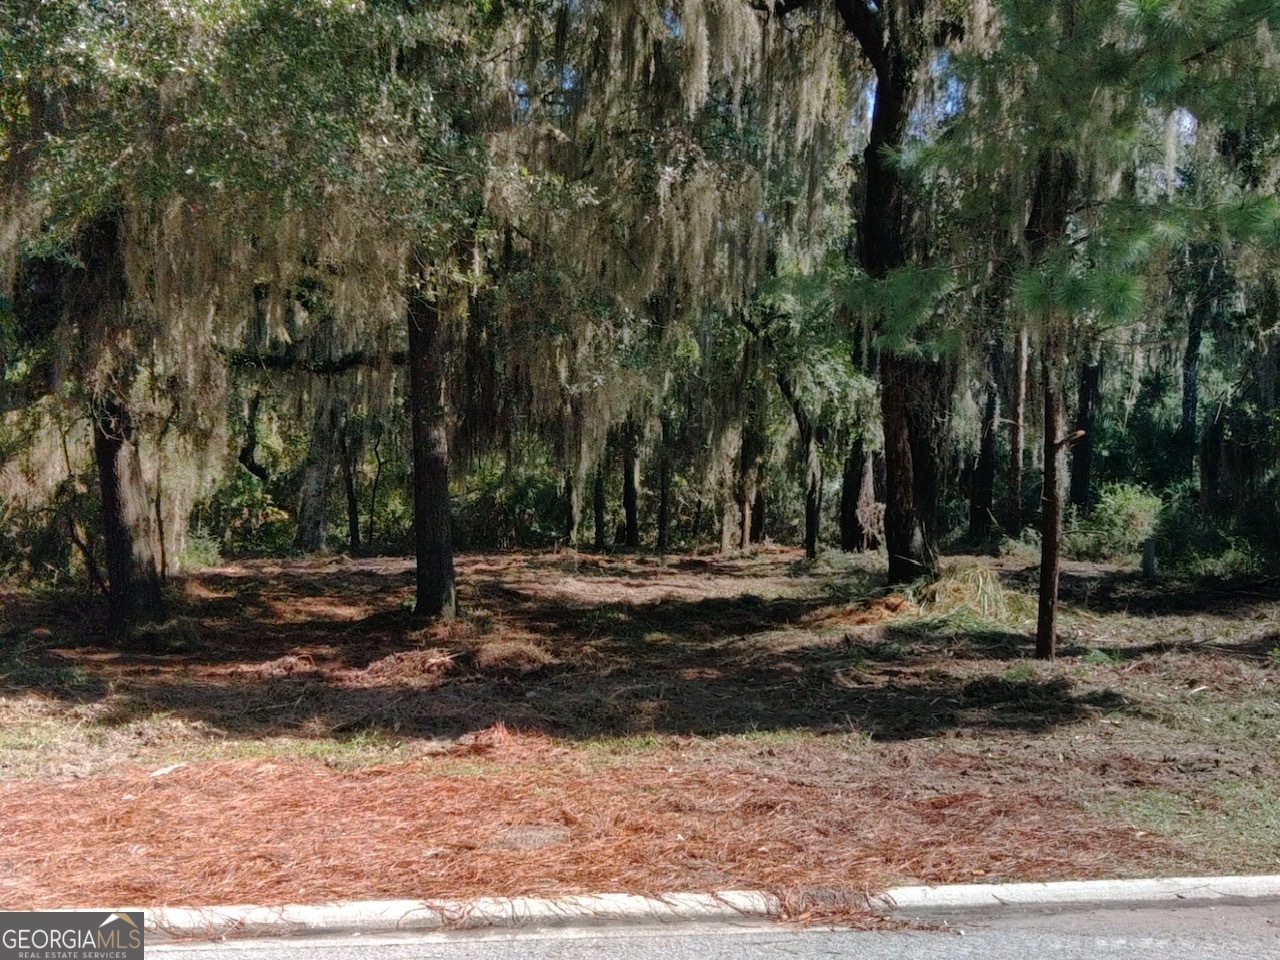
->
[1,548,1277,917]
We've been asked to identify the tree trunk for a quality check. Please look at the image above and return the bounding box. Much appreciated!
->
[835,6,937,583]
[657,414,672,554]
[93,396,165,633]
[237,392,270,483]
[777,373,822,559]
[407,286,456,620]
[839,444,863,551]
[738,353,768,550]
[622,420,640,549]
[1027,144,1078,660]
[720,495,741,554]
[366,428,385,549]
[67,215,164,633]
[906,357,950,548]
[593,462,607,551]
[880,354,935,582]
[1178,250,1217,479]
[563,471,578,544]
[1070,355,1101,514]
[803,446,822,560]
[340,431,362,555]
[294,383,344,552]
[750,486,766,544]
[970,338,1003,540]
[1037,345,1066,660]
[1007,325,1029,535]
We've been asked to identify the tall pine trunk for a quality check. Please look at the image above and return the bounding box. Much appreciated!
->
[970,338,1002,540]
[622,420,640,549]
[94,396,165,633]
[407,286,456,619]
[1037,346,1066,660]
[1179,248,1217,479]
[1070,355,1101,514]
[1006,325,1029,535]
[839,444,863,551]
[340,431,362,555]
[1027,145,1078,660]
[593,462,607,551]
[657,414,672,554]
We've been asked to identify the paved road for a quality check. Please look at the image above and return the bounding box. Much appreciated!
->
[151,901,1280,960]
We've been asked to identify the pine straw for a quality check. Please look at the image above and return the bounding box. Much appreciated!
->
[0,725,1168,919]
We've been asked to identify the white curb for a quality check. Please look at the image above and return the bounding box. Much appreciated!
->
[131,875,1280,939]
[141,891,781,939]
[875,875,1280,913]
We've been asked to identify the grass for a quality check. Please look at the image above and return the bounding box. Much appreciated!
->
[0,548,1277,914]
[1092,779,1280,873]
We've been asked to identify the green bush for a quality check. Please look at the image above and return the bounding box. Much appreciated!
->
[452,458,569,549]
[1154,486,1265,578]
[193,466,295,556]
[1066,483,1162,561]
[178,532,222,571]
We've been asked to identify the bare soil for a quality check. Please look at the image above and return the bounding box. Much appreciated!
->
[1,548,1277,917]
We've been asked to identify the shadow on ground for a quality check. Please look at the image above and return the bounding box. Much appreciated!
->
[1,552,1248,744]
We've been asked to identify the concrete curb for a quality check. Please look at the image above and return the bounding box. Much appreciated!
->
[137,875,1280,940]
[142,891,782,939]
[874,875,1280,913]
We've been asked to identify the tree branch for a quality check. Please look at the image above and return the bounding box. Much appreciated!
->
[833,0,889,77]
[746,0,820,16]
[223,347,406,375]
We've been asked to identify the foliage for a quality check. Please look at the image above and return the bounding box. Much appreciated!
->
[1153,483,1267,578]
[193,467,294,557]
[452,451,569,550]
[1066,483,1163,561]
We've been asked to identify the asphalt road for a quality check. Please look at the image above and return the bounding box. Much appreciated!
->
[151,900,1280,960]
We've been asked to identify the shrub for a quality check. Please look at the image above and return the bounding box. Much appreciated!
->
[193,467,294,556]
[1155,487,1265,578]
[1066,483,1162,561]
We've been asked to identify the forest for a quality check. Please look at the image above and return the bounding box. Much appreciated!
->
[3,0,1280,650]
[3,0,1280,918]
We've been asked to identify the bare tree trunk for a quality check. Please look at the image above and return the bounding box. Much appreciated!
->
[881,354,935,582]
[407,285,456,620]
[839,444,862,551]
[657,414,672,554]
[93,396,165,633]
[970,338,1002,540]
[622,420,640,549]
[777,372,822,559]
[1178,248,1218,479]
[738,368,768,550]
[237,392,270,483]
[1027,144,1078,660]
[1037,344,1066,660]
[1007,325,1029,535]
[340,432,362,555]
[66,215,164,633]
[366,428,385,549]
[750,486,766,544]
[803,448,822,559]
[593,462,607,550]
[1070,355,1101,514]
[720,487,741,554]
[563,471,578,544]
[294,382,344,552]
